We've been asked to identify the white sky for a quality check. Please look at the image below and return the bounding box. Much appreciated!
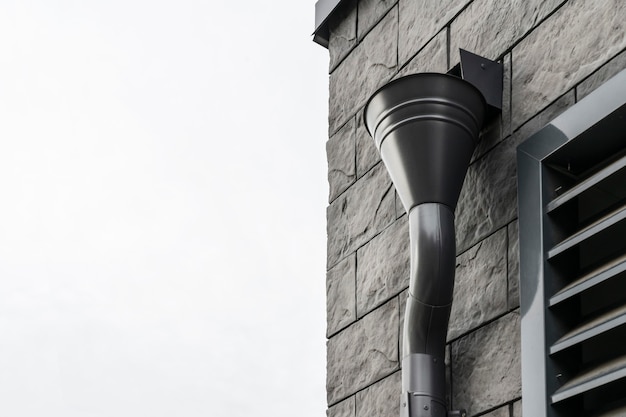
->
[0,2,329,416]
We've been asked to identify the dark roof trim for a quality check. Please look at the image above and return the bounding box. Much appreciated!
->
[313,0,349,48]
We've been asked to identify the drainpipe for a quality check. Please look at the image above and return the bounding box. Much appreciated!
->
[364,50,502,417]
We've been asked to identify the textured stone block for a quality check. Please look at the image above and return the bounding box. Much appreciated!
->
[472,115,502,166]
[455,136,518,254]
[327,162,396,268]
[395,191,404,219]
[327,396,355,417]
[327,254,357,337]
[396,29,448,78]
[451,311,521,416]
[513,400,521,417]
[577,49,626,101]
[449,0,563,67]
[508,220,520,310]
[449,228,508,340]
[356,371,401,417]
[327,117,356,202]
[356,217,409,317]
[355,111,380,178]
[327,298,400,404]
[482,404,510,417]
[512,0,626,129]
[399,290,407,356]
[329,7,398,134]
[455,90,574,253]
[502,53,512,138]
[329,0,357,73]
[398,0,470,66]
[482,404,511,417]
[358,0,397,40]
[512,90,575,142]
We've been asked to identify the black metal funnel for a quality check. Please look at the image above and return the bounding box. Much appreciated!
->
[364,73,486,212]
[364,65,499,417]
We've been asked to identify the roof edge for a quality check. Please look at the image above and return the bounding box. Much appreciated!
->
[313,0,349,48]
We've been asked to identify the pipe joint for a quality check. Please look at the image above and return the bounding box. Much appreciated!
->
[401,392,447,417]
[403,203,456,358]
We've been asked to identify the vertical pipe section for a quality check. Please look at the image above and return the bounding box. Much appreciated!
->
[402,203,455,417]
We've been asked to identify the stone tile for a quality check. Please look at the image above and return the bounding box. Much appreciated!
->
[448,228,508,340]
[507,221,520,310]
[327,396,355,417]
[502,53,512,138]
[327,117,356,202]
[327,162,396,268]
[449,0,564,67]
[482,404,510,417]
[355,111,380,178]
[512,90,575,140]
[472,115,502,165]
[356,217,409,317]
[356,371,401,417]
[327,254,357,337]
[577,49,626,101]
[455,137,519,254]
[512,0,626,129]
[327,298,400,404]
[513,400,522,417]
[329,7,398,134]
[398,0,471,66]
[329,0,358,73]
[396,29,448,78]
[395,191,404,219]
[451,311,521,416]
[455,91,574,253]
[399,290,407,356]
[358,0,398,40]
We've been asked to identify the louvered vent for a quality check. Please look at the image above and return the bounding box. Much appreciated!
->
[517,68,626,417]
[545,150,626,415]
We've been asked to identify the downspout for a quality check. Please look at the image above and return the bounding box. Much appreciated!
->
[363,51,502,417]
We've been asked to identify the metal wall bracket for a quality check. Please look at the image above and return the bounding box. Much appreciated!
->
[448,49,503,116]
[448,410,467,417]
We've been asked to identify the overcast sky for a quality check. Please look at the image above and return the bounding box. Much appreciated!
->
[0,2,329,416]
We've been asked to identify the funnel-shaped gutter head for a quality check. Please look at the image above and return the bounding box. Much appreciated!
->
[364,73,486,212]
[363,66,499,417]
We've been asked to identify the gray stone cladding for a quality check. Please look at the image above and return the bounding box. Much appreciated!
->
[324,1,626,416]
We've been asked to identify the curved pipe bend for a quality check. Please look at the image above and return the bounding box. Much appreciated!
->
[402,203,455,416]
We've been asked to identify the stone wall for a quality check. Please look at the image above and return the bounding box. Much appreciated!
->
[323,1,626,416]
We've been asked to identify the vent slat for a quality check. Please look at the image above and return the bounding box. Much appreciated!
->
[593,403,626,417]
[550,304,626,355]
[551,354,626,404]
[550,253,626,307]
[547,204,626,259]
[547,154,626,213]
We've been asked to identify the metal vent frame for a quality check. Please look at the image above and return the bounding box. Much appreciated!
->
[517,68,626,417]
